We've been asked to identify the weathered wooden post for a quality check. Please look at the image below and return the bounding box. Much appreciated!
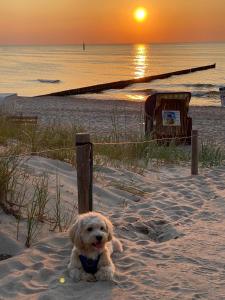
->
[75,133,93,213]
[191,130,199,175]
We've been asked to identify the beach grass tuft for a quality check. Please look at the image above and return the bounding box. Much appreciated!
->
[200,141,225,167]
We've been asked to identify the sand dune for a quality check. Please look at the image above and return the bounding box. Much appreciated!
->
[0,153,225,299]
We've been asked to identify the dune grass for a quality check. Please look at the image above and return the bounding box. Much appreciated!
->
[0,114,224,169]
[199,141,225,167]
[0,116,83,163]
[93,138,193,171]
[0,151,77,247]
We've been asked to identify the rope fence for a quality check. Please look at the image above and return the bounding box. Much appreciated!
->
[93,135,192,145]
[0,134,194,159]
[1,130,225,214]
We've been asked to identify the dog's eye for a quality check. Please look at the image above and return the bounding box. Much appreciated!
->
[100,227,104,231]
[87,227,93,232]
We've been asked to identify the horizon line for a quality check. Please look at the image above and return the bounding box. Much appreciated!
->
[0,40,225,47]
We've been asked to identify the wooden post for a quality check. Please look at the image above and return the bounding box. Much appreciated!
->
[75,133,93,214]
[191,130,199,175]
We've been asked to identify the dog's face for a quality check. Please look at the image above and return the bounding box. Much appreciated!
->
[69,212,113,252]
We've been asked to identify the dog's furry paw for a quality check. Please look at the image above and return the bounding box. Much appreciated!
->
[112,237,123,253]
[68,268,81,282]
[95,267,114,281]
[81,272,96,282]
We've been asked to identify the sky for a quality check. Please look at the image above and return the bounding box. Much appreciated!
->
[0,0,225,45]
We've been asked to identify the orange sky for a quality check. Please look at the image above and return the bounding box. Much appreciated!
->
[0,0,225,45]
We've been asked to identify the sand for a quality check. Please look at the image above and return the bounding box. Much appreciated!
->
[0,95,225,299]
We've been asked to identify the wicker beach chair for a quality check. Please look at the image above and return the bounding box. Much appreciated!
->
[145,92,192,144]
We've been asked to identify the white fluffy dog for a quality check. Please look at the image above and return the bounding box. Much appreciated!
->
[68,212,123,281]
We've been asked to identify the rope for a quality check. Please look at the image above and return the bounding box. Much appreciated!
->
[93,135,192,145]
[2,134,223,160]
[0,135,193,159]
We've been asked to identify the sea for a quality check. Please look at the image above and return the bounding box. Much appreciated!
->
[0,43,224,106]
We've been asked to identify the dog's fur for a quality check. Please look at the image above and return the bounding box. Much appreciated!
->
[68,212,123,281]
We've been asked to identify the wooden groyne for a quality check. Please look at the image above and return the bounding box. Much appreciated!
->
[40,63,216,97]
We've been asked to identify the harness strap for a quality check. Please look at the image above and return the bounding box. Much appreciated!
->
[79,254,101,274]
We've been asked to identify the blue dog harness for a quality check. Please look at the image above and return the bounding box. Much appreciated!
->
[79,254,101,274]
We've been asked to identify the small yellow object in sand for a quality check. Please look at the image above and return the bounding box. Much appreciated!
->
[59,277,65,284]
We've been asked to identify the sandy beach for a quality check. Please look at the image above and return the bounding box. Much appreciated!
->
[0,95,225,299]
[4,94,225,145]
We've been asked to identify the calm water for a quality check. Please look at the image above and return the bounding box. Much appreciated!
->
[0,43,224,105]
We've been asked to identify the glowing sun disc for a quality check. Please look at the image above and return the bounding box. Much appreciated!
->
[134,7,147,22]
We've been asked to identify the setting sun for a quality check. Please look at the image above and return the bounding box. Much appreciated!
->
[134,7,147,22]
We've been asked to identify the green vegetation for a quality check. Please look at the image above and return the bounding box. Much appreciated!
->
[0,115,224,169]
[200,141,225,167]
[0,116,82,163]
[94,139,191,171]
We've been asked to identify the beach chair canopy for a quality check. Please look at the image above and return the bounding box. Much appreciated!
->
[145,92,192,142]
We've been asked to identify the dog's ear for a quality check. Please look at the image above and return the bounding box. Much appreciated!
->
[69,217,83,249]
[105,218,113,241]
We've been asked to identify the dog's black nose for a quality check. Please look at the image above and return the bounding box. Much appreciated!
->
[96,235,102,241]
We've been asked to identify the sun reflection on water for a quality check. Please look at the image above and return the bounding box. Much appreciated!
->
[134,44,148,78]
